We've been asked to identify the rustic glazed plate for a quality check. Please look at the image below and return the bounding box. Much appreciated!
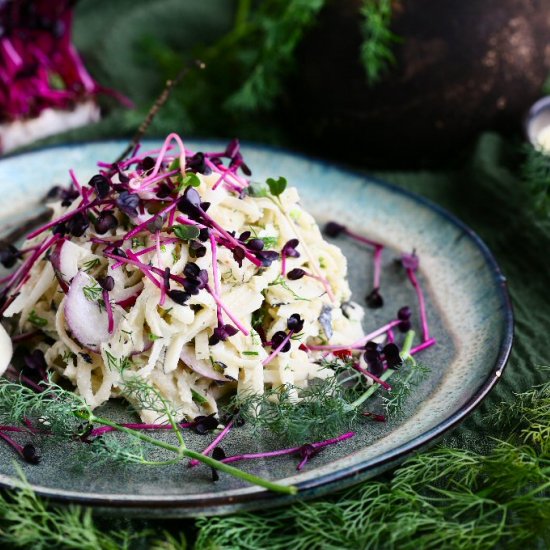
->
[0,140,513,517]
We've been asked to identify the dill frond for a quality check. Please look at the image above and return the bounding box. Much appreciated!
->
[521,145,550,217]
[382,361,430,419]
[0,377,90,438]
[224,0,326,112]
[0,469,149,549]
[195,376,550,549]
[360,0,400,85]
[231,377,361,445]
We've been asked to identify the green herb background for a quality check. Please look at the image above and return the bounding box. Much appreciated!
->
[2,1,550,548]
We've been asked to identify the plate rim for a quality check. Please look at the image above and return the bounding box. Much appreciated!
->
[0,139,514,513]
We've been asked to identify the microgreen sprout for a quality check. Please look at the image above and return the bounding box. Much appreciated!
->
[400,250,430,342]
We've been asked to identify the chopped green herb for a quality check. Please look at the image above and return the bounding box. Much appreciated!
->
[178,173,201,190]
[82,258,100,273]
[191,388,209,406]
[269,276,311,302]
[148,333,161,341]
[82,282,102,302]
[173,224,200,241]
[105,351,133,373]
[261,236,279,249]
[243,351,259,356]
[28,310,48,328]
[267,176,287,197]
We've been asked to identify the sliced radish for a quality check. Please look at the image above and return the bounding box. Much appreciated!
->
[0,323,12,376]
[65,271,112,350]
[180,345,227,381]
[51,238,96,282]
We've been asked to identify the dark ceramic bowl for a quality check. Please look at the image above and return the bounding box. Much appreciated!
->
[0,141,513,517]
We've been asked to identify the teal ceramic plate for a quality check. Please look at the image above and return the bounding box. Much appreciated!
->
[0,141,513,517]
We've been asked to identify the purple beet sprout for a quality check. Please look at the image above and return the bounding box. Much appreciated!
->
[362,412,386,422]
[262,314,304,366]
[0,431,39,464]
[325,222,385,309]
[410,337,437,355]
[281,239,300,276]
[188,417,235,468]
[353,361,391,390]
[0,0,128,130]
[104,252,163,290]
[102,289,114,334]
[220,431,354,471]
[306,318,401,352]
[401,251,430,342]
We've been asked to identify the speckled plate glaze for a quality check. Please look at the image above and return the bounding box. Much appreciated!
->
[0,140,513,517]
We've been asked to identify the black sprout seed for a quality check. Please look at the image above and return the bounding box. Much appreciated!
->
[88,174,110,199]
[98,276,115,291]
[287,268,305,280]
[94,212,118,234]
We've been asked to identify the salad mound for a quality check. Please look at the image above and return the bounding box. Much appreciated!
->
[0,134,366,423]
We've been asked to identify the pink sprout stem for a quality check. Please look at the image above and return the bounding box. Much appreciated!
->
[0,431,25,458]
[205,284,249,336]
[410,337,436,355]
[221,431,354,470]
[0,426,26,433]
[373,245,383,289]
[68,169,84,198]
[123,201,178,241]
[26,200,99,240]
[188,418,235,468]
[147,133,186,183]
[307,319,401,352]
[102,289,114,334]
[352,362,392,391]
[105,252,162,289]
[343,227,383,249]
[281,253,287,276]
[262,330,295,366]
[406,268,430,342]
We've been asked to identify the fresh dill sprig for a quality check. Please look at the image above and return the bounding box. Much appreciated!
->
[382,361,430,419]
[0,377,90,438]
[28,310,48,328]
[82,282,103,302]
[521,144,550,217]
[82,258,101,273]
[231,377,361,445]
[360,0,400,85]
[268,275,311,302]
[224,0,326,112]
[196,374,550,549]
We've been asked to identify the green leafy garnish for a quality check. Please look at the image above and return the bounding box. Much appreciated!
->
[266,176,287,197]
[243,351,259,356]
[173,224,201,241]
[191,389,209,406]
[179,173,201,189]
[360,0,400,85]
[28,310,47,328]
[82,258,100,273]
[82,282,102,302]
[521,144,550,217]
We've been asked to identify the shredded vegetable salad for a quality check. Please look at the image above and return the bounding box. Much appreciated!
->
[0,135,370,423]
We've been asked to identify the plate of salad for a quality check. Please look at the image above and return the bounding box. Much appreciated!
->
[0,137,513,517]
